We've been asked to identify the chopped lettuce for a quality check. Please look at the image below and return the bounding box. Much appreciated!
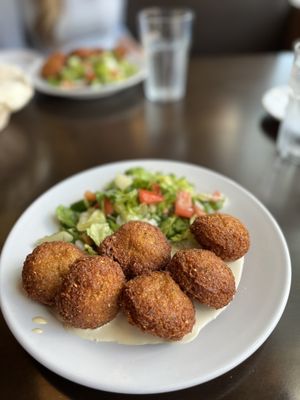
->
[86,223,113,246]
[45,50,138,88]
[56,205,78,228]
[77,209,106,231]
[114,174,133,190]
[36,230,73,245]
[160,216,191,242]
[84,244,98,255]
[47,167,226,254]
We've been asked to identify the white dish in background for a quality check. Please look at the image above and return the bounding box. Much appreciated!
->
[0,160,291,394]
[30,55,145,99]
[262,85,291,121]
[0,49,41,73]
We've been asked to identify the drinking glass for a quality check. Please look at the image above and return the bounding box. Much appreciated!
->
[138,8,194,102]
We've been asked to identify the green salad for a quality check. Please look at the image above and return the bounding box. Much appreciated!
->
[45,50,138,88]
[39,167,226,254]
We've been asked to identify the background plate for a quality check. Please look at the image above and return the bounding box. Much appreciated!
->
[30,55,145,99]
[0,49,40,73]
[0,160,291,394]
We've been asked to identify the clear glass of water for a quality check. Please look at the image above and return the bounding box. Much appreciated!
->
[277,41,300,164]
[138,8,194,102]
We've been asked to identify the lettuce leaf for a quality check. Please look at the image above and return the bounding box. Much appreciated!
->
[36,230,73,245]
[56,205,78,228]
[86,223,113,245]
[77,209,106,232]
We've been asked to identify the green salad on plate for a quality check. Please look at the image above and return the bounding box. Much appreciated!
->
[38,167,226,253]
[41,48,138,89]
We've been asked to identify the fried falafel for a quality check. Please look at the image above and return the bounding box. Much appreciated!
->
[69,48,103,58]
[41,52,66,78]
[98,221,171,278]
[22,241,84,305]
[56,256,125,329]
[190,213,250,261]
[168,249,236,309]
[120,271,195,340]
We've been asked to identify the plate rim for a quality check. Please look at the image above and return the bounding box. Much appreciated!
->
[0,159,292,394]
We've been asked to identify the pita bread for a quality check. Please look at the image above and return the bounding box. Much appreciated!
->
[0,64,27,81]
[0,104,10,131]
[0,63,33,112]
[0,81,33,112]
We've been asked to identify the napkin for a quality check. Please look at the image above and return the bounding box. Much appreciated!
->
[0,64,34,131]
[262,85,290,121]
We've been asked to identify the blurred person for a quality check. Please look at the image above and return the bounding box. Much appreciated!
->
[0,0,138,53]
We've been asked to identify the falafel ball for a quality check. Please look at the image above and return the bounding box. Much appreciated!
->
[56,256,125,329]
[120,271,195,340]
[190,213,250,261]
[168,249,236,309]
[41,52,66,78]
[69,48,103,58]
[98,221,171,278]
[22,241,84,305]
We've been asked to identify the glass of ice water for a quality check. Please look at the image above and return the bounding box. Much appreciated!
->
[138,8,194,102]
[277,41,300,165]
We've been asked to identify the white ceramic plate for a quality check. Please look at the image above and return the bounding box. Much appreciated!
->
[0,160,291,394]
[0,49,41,73]
[30,55,145,99]
[262,85,291,121]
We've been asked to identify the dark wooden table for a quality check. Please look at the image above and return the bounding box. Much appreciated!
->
[0,53,299,400]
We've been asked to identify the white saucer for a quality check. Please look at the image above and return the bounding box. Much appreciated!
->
[262,85,291,121]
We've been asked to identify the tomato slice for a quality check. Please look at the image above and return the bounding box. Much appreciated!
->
[175,191,194,218]
[85,70,96,82]
[212,190,222,201]
[138,189,164,204]
[151,183,162,195]
[104,198,114,215]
